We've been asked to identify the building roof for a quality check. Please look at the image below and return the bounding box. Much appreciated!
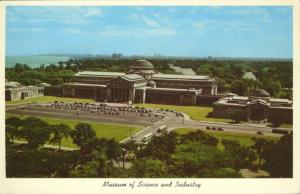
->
[270,98,291,103]
[5,81,23,88]
[250,89,270,97]
[151,74,211,81]
[38,83,51,87]
[121,74,145,82]
[248,99,268,106]
[146,87,197,92]
[75,71,125,77]
[66,83,107,87]
[130,59,154,70]
[147,80,156,87]
[134,59,154,68]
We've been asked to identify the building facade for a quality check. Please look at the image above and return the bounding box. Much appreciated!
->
[212,89,293,123]
[5,80,47,101]
[45,59,219,105]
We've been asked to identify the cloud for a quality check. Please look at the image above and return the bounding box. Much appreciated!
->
[141,16,160,28]
[192,20,207,30]
[97,24,175,38]
[62,28,84,34]
[84,8,102,17]
[128,13,176,36]
[7,27,45,32]
[7,6,103,24]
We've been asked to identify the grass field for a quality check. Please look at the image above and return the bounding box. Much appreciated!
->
[279,123,293,129]
[136,103,230,122]
[6,113,141,148]
[6,96,95,105]
[175,128,279,149]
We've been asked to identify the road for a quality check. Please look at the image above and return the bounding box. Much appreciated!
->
[125,111,290,143]
[6,103,292,144]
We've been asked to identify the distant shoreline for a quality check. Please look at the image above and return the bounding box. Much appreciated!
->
[5,55,70,68]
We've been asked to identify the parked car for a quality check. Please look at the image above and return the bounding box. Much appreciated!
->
[206,126,211,130]
[256,131,263,135]
[217,127,224,131]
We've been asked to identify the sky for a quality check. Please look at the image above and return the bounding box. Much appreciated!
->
[6,6,293,58]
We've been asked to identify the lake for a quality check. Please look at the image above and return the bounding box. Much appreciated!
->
[5,55,70,68]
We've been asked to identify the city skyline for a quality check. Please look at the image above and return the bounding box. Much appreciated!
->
[6,6,293,58]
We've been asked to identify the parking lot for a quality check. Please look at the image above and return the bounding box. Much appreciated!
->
[7,102,167,126]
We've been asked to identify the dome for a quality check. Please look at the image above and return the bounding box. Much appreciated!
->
[132,59,154,69]
[147,80,156,87]
[250,89,270,97]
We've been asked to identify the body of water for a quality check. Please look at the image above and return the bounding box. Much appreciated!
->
[6,55,70,68]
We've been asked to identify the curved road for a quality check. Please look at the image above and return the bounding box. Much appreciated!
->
[6,104,291,144]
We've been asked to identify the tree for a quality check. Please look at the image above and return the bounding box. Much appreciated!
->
[251,137,271,168]
[50,124,71,151]
[6,116,23,143]
[263,80,281,97]
[231,80,247,96]
[69,150,108,177]
[121,140,138,168]
[69,123,96,148]
[105,139,122,169]
[19,117,51,149]
[180,130,219,147]
[131,158,168,178]
[137,131,178,162]
[170,142,228,177]
[222,139,257,171]
[262,133,292,177]
[202,168,241,178]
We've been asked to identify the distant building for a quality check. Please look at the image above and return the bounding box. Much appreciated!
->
[212,89,293,123]
[5,80,47,101]
[243,72,256,80]
[112,53,122,59]
[45,59,219,105]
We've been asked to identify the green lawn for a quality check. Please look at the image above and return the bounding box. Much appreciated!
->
[6,113,141,148]
[279,123,293,129]
[135,103,230,122]
[6,96,95,105]
[175,128,279,149]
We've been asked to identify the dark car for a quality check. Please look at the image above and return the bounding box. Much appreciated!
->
[256,131,263,135]
[217,127,224,131]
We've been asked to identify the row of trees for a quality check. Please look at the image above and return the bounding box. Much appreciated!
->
[5,58,292,99]
[5,58,177,86]
[6,116,293,178]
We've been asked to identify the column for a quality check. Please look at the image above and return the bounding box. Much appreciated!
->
[142,89,146,104]
[179,94,184,105]
[93,87,97,100]
[192,93,196,105]
[132,89,136,102]
[106,88,111,102]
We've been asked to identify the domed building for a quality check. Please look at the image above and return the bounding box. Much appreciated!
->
[45,59,218,105]
[147,80,156,88]
[129,59,156,79]
[212,88,292,123]
[250,89,271,101]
